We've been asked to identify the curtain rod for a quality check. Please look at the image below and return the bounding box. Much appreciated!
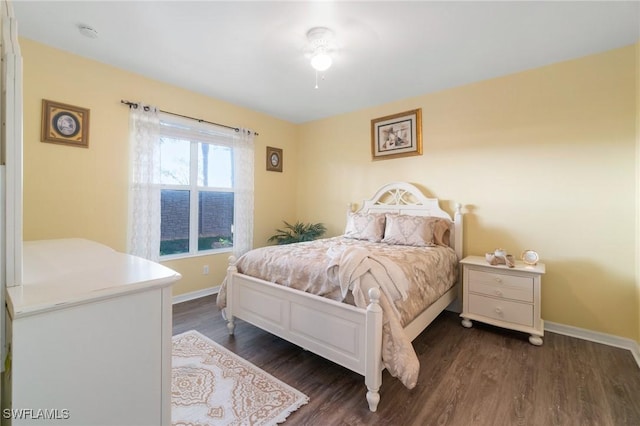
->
[120,100,258,136]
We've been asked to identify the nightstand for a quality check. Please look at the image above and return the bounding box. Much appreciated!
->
[460,255,545,345]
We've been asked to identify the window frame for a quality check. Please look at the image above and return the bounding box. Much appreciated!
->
[158,116,235,261]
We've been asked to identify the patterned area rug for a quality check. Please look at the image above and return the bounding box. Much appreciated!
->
[172,330,309,426]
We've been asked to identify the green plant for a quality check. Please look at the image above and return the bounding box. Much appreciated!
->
[268,221,327,245]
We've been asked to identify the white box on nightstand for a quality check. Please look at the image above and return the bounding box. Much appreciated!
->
[459,255,546,345]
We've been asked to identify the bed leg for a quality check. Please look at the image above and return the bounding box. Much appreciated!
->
[366,388,380,412]
[227,317,235,335]
[226,256,237,336]
[365,287,383,412]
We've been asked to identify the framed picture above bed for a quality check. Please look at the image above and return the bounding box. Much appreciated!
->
[371,108,422,160]
[41,99,90,148]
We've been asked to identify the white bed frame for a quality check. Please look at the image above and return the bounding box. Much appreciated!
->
[224,182,463,412]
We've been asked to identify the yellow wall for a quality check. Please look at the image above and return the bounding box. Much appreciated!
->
[298,45,639,342]
[20,36,640,342]
[21,38,299,296]
[636,41,640,344]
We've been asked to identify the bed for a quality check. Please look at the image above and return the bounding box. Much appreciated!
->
[218,182,463,412]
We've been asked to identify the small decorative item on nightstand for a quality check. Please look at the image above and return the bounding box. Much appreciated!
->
[521,250,539,266]
[485,248,515,268]
[460,255,546,345]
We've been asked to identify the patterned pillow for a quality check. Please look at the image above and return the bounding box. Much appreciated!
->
[382,214,452,247]
[433,219,452,247]
[344,212,386,242]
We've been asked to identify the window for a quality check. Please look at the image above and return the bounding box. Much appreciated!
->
[158,116,235,258]
[128,107,253,262]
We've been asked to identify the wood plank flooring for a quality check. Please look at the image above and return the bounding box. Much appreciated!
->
[173,295,640,426]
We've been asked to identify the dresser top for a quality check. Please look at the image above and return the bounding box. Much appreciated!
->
[461,255,546,274]
[6,238,181,319]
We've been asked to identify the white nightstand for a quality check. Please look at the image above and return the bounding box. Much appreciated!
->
[460,255,545,345]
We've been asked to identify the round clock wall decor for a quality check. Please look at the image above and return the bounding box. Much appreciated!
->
[266,146,283,172]
[270,152,280,167]
[53,112,80,137]
[41,99,90,148]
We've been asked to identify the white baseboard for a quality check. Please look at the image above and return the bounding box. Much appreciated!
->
[172,286,219,305]
[545,321,640,369]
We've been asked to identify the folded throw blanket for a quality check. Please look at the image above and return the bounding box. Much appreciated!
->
[326,245,419,389]
[326,246,408,313]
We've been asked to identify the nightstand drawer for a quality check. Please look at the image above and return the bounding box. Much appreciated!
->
[468,293,534,327]
[468,269,533,302]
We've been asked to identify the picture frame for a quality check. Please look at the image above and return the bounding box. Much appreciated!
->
[371,108,422,160]
[266,146,283,172]
[41,99,90,148]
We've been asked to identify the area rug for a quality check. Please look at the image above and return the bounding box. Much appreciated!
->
[172,330,309,426]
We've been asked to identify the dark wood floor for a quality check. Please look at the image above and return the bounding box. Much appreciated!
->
[173,295,640,426]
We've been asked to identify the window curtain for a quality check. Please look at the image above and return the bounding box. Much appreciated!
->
[127,103,161,261]
[233,128,255,257]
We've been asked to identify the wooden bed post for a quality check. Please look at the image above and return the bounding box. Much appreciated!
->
[450,203,464,312]
[226,256,237,335]
[365,287,383,412]
[454,203,463,261]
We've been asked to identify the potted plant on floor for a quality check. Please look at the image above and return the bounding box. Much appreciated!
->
[268,221,327,245]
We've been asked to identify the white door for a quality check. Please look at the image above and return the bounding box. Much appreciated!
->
[1,0,23,378]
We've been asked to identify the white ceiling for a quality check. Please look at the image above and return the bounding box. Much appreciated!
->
[12,1,640,124]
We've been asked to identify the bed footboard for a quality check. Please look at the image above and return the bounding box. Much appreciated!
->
[225,258,383,411]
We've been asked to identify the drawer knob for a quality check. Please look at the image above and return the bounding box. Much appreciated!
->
[495,290,503,297]
[495,307,503,316]
[494,277,503,283]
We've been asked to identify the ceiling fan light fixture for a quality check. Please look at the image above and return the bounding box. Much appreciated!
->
[310,49,332,72]
[305,27,335,72]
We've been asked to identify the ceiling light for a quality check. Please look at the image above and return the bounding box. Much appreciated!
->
[310,48,332,72]
[78,24,98,39]
[304,27,336,87]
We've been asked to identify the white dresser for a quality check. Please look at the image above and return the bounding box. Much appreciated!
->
[3,239,181,425]
[459,255,545,345]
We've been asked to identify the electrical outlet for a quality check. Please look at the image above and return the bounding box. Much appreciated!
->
[203,265,209,275]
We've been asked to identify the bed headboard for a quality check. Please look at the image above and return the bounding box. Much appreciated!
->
[353,182,463,259]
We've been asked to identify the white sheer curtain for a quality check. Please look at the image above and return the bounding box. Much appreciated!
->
[233,128,255,257]
[127,103,255,260]
[127,104,161,261]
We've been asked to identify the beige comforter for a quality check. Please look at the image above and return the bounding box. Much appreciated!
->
[216,236,458,388]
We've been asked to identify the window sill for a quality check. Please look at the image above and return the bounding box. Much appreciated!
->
[160,247,233,262]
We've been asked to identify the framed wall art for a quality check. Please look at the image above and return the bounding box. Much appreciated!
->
[41,99,90,148]
[371,108,422,160]
[266,146,283,172]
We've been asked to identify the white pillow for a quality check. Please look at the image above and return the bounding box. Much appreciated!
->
[344,212,386,242]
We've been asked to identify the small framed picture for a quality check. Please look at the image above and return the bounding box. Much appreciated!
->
[371,108,422,160]
[41,99,90,148]
[266,146,283,172]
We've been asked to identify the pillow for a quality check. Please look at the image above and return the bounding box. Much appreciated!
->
[382,214,452,247]
[433,218,451,247]
[344,212,386,242]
